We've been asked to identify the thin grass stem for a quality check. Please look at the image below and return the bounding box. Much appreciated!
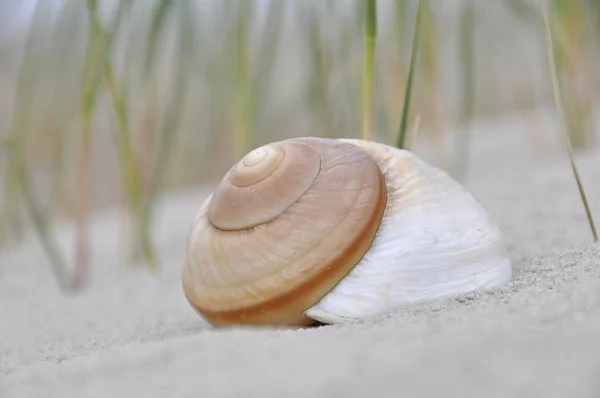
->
[1,1,72,290]
[233,1,253,161]
[144,0,173,79]
[541,0,598,242]
[306,5,333,137]
[251,0,285,139]
[2,1,47,243]
[455,0,475,177]
[396,0,423,149]
[86,0,158,270]
[141,0,195,248]
[362,0,377,141]
[6,140,72,291]
[405,112,421,151]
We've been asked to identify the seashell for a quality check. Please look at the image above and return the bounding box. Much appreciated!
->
[182,137,512,327]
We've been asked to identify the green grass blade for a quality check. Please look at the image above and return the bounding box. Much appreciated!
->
[105,65,158,270]
[251,0,285,136]
[232,0,255,160]
[85,0,158,270]
[305,4,332,137]
[71,0,137,287]
[142,0,195,236]
[549,0,591,149]
[362,0,377,141]
[312,6,337,137]
[541,0,598,242]
[47,2,85,219]
[1,137,71,291]
[15,147,72,291]
[144,0,173,79]
[72,0,100,289]
[506,0,539,20]
[2,0,49,241]
[0,1,72,290]
[455,0,475,176]
[396,0,423,149]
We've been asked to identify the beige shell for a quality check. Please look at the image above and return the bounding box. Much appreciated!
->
[182,137,512,327]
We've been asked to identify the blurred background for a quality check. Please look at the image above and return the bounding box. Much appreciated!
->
[0,0,598,290]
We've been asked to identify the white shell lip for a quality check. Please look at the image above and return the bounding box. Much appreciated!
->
[305,140,512,324]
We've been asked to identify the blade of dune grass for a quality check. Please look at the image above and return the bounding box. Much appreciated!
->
[507,1,591,150]
[72,0,135,288]
[137,0,175,187]
[74,0,104,288]
[84,0,159,272]
[454,0,475,177]
[233,1,253,161]
[250,0,285,141]
[47,2,86,221]
[396,0,423,149]
[0,131,6,245]
[405,112,421,151]
[138,0,174,187]
[141,0,195,247]
[362,0,377,141]
[303,1,344,139]
[588,0,600,42]
[2,0,47,243]
[147,1,195,198]
[541,0,598,242]
[104,64,158,271]
[419,0,446,161]
[227,0,283,158]
[340,1,365,134]
[253,0,285,105]
[549,0,591,149]
[104,43,159,270]
[201,1,234,166]
[2,1,72,291]
[506,0,539,20]
[384,0,408,143]
[14,143,72,291]
[74,7,97,288]
[144,0,173,79]
[305,3,333,138]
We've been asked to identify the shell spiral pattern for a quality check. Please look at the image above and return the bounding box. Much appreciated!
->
[183,137,513,327]
[183,138,388,326]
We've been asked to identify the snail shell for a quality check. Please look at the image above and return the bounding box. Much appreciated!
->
[182,137,512,327]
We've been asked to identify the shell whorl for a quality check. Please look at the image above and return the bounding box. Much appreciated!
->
[183,137,388,326]
[208,141,321,231]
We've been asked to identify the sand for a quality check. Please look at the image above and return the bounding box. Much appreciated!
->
[1,109,600,397]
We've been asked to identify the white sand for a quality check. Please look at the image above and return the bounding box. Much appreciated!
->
[2,109,600,397]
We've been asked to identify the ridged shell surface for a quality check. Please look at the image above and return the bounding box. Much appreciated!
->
[183,137,388,326]
[305,139,512,324]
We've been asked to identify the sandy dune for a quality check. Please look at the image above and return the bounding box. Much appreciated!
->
[1,110,600,397]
